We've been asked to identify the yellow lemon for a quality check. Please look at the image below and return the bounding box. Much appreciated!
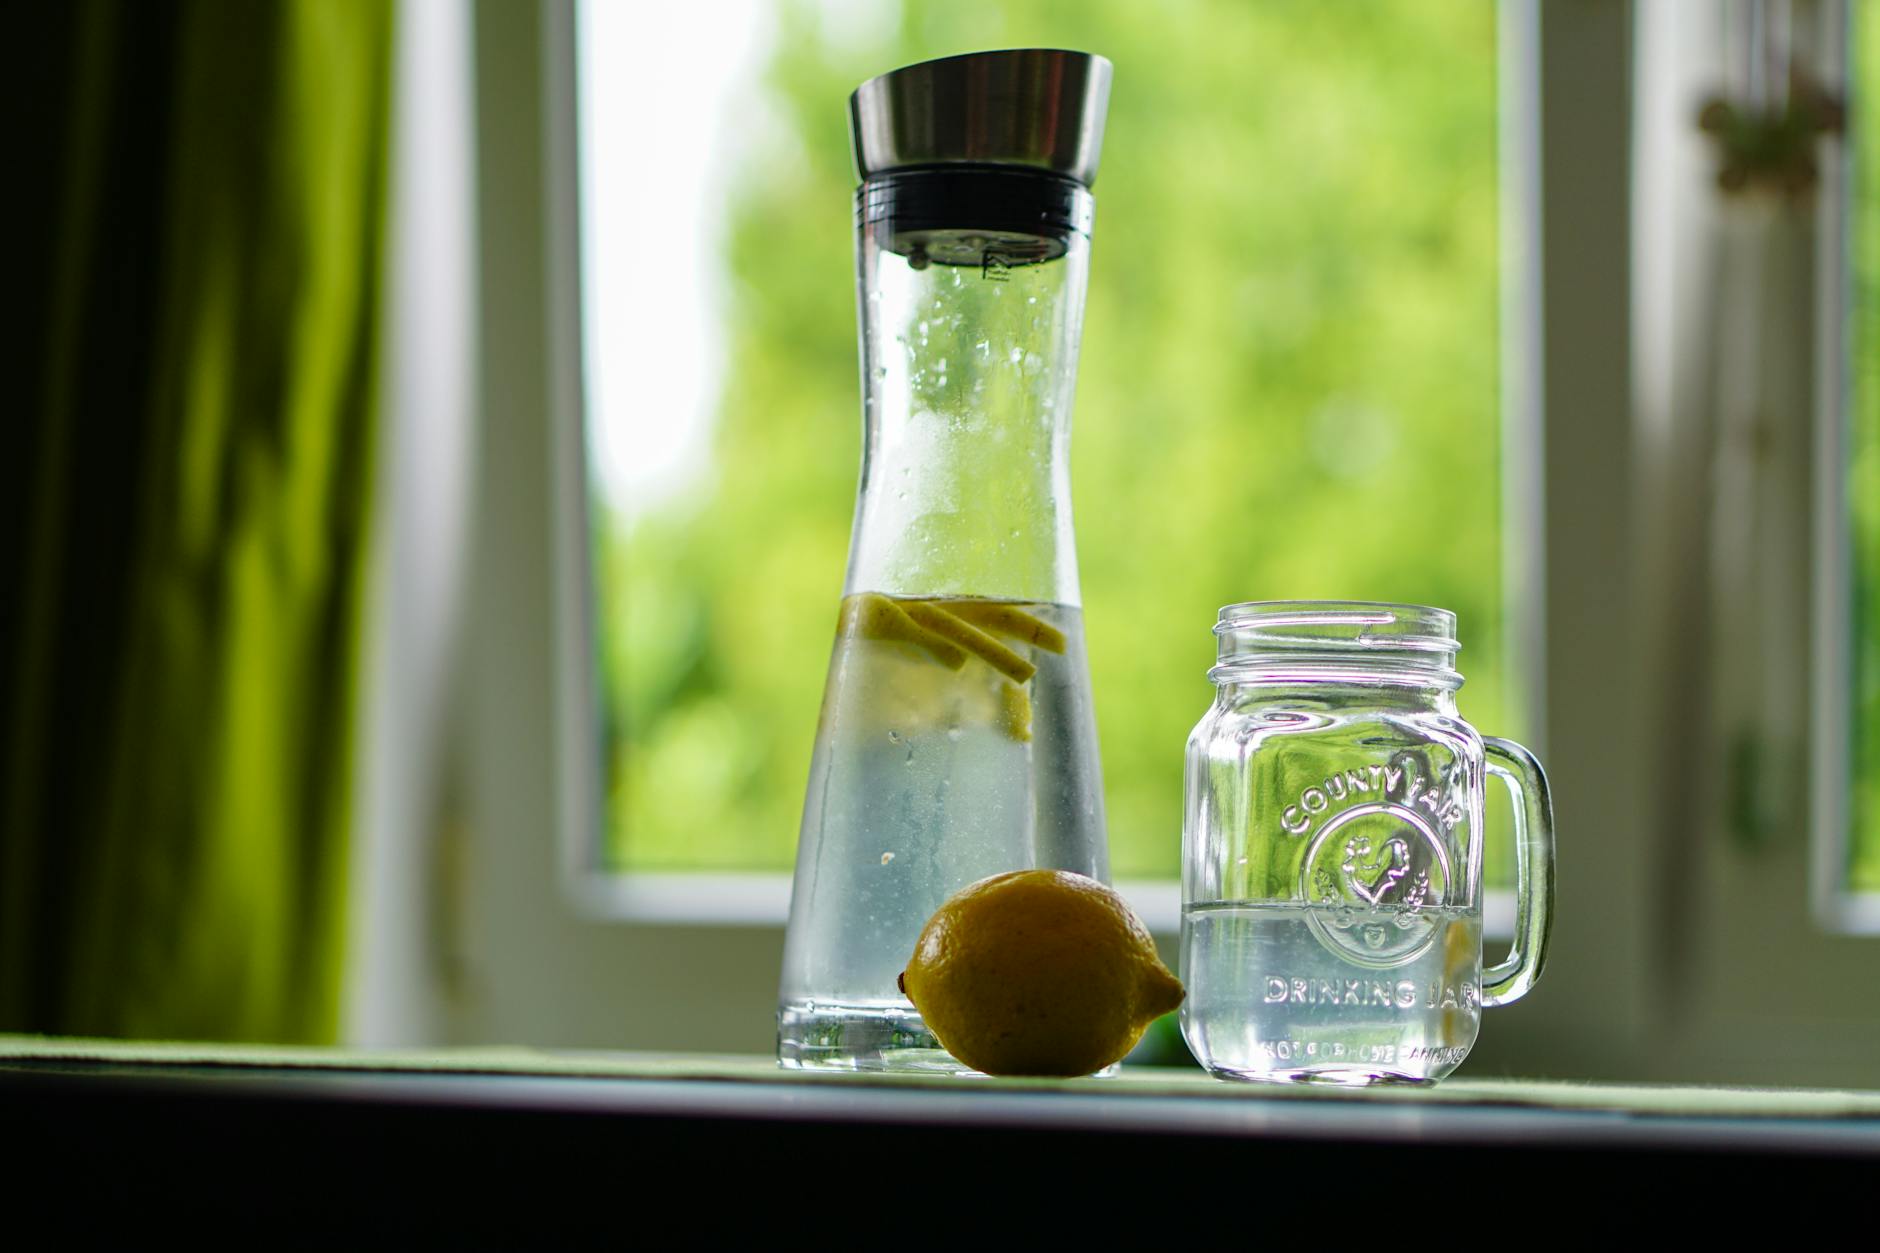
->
[900,869,1186,1077]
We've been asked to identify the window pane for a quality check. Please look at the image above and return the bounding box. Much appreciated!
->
[581,0,1507,879]
[1851,6,1880,893]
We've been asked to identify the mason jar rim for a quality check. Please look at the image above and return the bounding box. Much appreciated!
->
[1210,600,1462,689]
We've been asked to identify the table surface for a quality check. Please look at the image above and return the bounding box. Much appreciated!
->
[7,1036,1878,1233]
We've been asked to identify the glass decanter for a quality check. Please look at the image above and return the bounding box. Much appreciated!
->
[778,49,1114,1070]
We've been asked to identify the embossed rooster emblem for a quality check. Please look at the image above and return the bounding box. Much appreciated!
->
[1340,833,1411,905]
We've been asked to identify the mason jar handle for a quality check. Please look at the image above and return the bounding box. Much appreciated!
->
[1480,736,1555,1008]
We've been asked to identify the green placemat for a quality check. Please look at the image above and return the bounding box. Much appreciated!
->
[4,1034,1878,1120]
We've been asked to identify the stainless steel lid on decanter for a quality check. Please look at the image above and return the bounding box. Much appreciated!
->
[849,49,1112,187]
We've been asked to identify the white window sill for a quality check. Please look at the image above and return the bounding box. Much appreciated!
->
[1815,892,1880,934]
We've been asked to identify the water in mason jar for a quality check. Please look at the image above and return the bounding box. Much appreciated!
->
[777,592,1107,1070]
[1181,901,1482,1084]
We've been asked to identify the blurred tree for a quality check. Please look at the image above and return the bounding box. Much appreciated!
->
[595,0,1505,878]
[1854,8,1880,892]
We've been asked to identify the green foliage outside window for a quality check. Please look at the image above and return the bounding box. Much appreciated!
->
[1853,9,1880,892]
[592,0,1508,879]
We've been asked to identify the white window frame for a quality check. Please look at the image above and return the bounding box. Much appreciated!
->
[548,2,1535,936]
[418,0,1880,1082]
[448,0,1569,1050]
[1810,2,1880,932]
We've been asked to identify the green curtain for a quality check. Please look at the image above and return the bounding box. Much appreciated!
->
[1,0,393,1042]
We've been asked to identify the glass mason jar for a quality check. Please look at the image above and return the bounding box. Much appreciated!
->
[1180,601,1554,1085]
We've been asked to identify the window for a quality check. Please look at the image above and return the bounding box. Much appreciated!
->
[433,0,1880,1078]
[1630,1,1877,933]
[1848,4,1880,895]
[577,0,1520,892]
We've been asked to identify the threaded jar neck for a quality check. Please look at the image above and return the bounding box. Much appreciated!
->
[1209,600,1463,692]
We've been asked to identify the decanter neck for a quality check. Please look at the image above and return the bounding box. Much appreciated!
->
[843,187,1091,604]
